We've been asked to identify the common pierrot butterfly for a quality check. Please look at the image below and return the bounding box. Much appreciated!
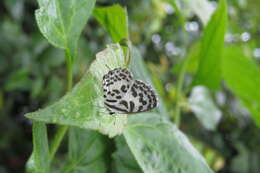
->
[102,68,158,114]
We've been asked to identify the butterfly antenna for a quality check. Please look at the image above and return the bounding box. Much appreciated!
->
[105,64,112,71]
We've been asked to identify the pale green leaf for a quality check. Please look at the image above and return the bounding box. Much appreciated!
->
[189,85,222,130]
[35,0,96,59]
[123,113,214,173]
[25,44,127,137]
[94,4,128,43]
[193,0,227,90]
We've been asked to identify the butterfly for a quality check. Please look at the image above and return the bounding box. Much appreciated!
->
[102,68,158,114]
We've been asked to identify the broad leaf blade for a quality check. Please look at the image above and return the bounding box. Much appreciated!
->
[25,44,127,137]
[26,121,50,173]
[189,86,222,130]
[94,4,128,43]
[60,128,106,173]
[193,0,227,90]
[222,46,260,126]
[124,113,214,173]
[35,0,96,59]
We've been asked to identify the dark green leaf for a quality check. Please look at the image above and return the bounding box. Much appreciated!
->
[193,0,227,90]
[35,0,96,59]
[26,121,50,173]
[222,46,260,126]
[113,136,142,173]
[94,4,128,43]
[123,113,214,173]
[60,128,106,173]
[25,44,127,137]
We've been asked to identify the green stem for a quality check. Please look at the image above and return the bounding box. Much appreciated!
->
[49,125,68,161]
[174,56,190,127]
[65,50,73,91]
[49,49,73,161]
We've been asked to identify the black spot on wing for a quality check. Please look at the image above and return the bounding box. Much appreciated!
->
[138,106,143,112]
[120,85,127,93]
[104,102,128,113]
[116,95,122,99]
[129,101,135,112]
[131,87,137,97]
[119,100,128,109]
[112,89,120,94]
[105,99,117,103]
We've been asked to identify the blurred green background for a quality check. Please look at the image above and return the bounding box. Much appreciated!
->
[1,0,260,172]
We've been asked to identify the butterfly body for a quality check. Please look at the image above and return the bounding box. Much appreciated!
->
[102,68,158,114]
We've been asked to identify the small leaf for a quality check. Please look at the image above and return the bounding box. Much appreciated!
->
[222,46,260,126]
[94,4,128,43]
[26,121,50,173]
[123,113,214,173]
[189,85,222,130]
[35,0,96,59]
[25,44,127,137]
[193,0,227,90]
[60,128,106,173]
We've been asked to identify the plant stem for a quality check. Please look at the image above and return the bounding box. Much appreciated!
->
[49,50,73,161]
[65,50,73,91]
[49,125,68,161]
[174,56,190,127]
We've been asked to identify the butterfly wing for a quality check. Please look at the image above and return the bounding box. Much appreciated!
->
[118,80,158,113]
[103,68,133,113]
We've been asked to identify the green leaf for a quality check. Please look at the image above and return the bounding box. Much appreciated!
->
[113,136,143,173]
[123,113,214,173]
[94,4,128,43]
[222,46,260,126]
[189,86,222,130]
[60,128,106,173]
[25,44,127,137]
[193,0,227,90]
[35,0,96,59]
[26,121,50,173]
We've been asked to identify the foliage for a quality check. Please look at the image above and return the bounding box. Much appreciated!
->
[1,0,260,173]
